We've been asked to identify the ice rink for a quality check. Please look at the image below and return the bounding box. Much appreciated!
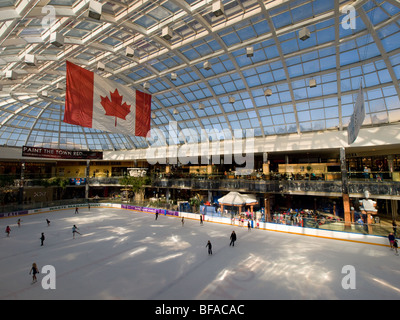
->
[1,206,400,300]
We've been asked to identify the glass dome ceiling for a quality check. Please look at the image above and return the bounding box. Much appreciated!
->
[1,0,400,151]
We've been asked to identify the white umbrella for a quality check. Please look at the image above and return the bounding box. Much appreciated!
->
[218,191,257,206]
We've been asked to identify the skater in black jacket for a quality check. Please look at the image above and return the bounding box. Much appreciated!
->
[229,231,237,246]
[40,233,45,246]
[206,240,212,255]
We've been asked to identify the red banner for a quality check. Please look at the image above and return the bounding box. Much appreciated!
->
[22,146,103,160]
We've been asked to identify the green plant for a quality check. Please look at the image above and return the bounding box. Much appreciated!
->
[119,175,150,201]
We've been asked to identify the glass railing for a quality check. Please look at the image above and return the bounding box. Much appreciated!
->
[1,170,399,187]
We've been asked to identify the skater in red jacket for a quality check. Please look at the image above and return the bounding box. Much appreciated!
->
[5,226,10,237]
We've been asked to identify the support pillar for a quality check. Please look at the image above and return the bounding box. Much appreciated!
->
[85,160,90,200]
[19,161,25,204]
[264,194,271,222]
[343,194,352,229]
[392,199,398,221]
[340,147,351,229]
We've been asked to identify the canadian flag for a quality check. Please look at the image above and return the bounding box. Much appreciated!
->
[63,61,151,137]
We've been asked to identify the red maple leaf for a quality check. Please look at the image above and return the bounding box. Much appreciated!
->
[100,89,131,127]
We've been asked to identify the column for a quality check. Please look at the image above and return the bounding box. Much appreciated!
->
[388,155,394,180]
[392,199,398,221]
[19,161,25,204]
[264,194,271,222]
[340,147,351,229]
[85,160,90,200]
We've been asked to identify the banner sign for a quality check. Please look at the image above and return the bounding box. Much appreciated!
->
[0,210,29,218]
[347,85,365,145]
[22,146,103,160]
[121,204,179,217]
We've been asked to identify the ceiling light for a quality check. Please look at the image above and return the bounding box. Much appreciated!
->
[246,47,254,58]
[162,26,173,40]
[143,82,150,89]
[25,54,37,66]
[309,79,317,88]
[151,113,156,119]
[198,103,205,110]
[126,47,135,58]
[88,0,102,20]
[97,61,105,71]
[212,1,224,17]
[204,61,211,70]
[50,32,64,47]
[299,27,310,41]
[41,90,48,97]
[229,96,235,104]
[173,108,179,115]
[5,70,16,80]
[171,72,177,81]
[264,88,272,97]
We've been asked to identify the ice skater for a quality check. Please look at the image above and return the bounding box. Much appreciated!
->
[40,232,45,246]
[5,225,10,237]
[29,263,39,284]
[72,225,81,239]
[46,219,50,227]
[181,216,184,226]
[206,240,212,255]
[155,212,159,220]
[229,230,237,246]
[17,219,21,228]
[200,214,203,225]
[394,240,399,255]
[74,206,79,214]
[388,232,395,249]
[247,220,251,231]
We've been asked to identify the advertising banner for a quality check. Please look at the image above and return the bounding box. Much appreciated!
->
[22,146,103,160]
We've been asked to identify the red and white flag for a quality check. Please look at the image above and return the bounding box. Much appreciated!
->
[63,61,151,137]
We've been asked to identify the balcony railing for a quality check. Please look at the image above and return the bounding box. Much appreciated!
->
[3,170,400,197]
[151,177,400,196]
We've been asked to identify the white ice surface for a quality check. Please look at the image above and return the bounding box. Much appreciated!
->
[1,207,400,300]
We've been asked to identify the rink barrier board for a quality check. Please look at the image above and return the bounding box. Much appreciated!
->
[0,202,391,247]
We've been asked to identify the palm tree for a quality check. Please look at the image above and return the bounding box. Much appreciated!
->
[189,193,202,213]
[119,176,150,202]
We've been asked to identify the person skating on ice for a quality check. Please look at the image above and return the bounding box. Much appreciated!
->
[181,216,184,226]
[40,233,45,246]
[17,219,21,228]
[229,230,237,246]
[46,219,50,227]
[72,225,81,239]
[206,240,212,255]
[29,263,39,284]
[75,206,79,214]
[388,232,395,249]
[5,226,10,237]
